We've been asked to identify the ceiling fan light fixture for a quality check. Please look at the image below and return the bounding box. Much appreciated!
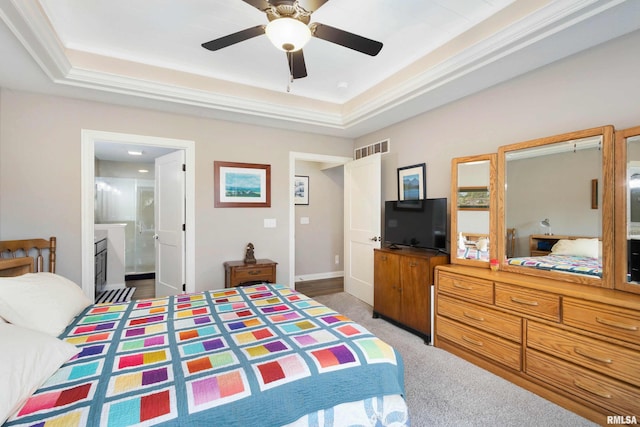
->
[265,17,311,52]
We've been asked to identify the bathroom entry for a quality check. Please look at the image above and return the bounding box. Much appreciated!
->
[94,142,177,278]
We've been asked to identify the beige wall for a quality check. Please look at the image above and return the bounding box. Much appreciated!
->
[357,29,640,217]
[0,91,353,290]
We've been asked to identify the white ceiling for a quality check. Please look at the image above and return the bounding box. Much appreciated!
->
[1,0,640,140]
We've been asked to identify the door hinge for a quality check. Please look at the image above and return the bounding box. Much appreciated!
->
[182,224,186,231]
[182,284,186,292]
[182,164,186,172]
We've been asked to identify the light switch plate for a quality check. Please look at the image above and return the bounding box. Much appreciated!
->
[300,217,310,224]
[264,218,277,228]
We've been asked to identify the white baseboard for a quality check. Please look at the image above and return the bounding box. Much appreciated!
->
[294,271,344,282]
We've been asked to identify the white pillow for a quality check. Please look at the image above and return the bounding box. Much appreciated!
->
[0,273,92,336]
[551,238,599,259]
[0,322,79,424]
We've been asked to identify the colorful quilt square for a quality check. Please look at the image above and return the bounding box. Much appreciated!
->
[176,325,218,343]
[266,311,303,323]
[309,344,359,372]
[218,309,255,321]
[134,299,168,309]
[291,330,338,348]
[211,295,244,303]
[70,321,117,336]
[78,312,123,325]
[277,320,318,335]
[187,369,251,413]
[183,350,238,376]
[334,323,369,338]
[231,327,275,345]
[306,307,339,318]
[8,407,90,426]
[116,349,168,370]
[259,304,290,314]
[107,366,173,397]
[17,383,95,418]
[176,300,207,310]
[118,334,167,352]
[129,306,167,318]
[210,289,239,299]
[318,314,350,325]
[73,343,109,360]
[215,302,249,313]
[65,331,113,346]
[102,388,177,426]
[179,337,228,358]
[173,315,214,331]
[252,354,311,391]
[355,338,397,364]
[127,314,166,327]
[42,360,102,388]
[248,291,274,299]
[122,323,167,339]
[242,339,290,359]
[224,317,264,331]
[174,307,211,319]
[252,297,283,307]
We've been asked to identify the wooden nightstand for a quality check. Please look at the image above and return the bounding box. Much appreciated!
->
[224,259,277,288]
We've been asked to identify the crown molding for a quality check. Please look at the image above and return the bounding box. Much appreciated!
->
[0,0,633,135]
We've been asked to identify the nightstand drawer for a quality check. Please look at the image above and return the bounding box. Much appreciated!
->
[563,298,640,345]
[437,317,521,370]
[526,349,640,416]
[437,294,521,342]
[527,321,640,387]
[495,283,560,322]
[233,266,274,282]
[437,273,493,304]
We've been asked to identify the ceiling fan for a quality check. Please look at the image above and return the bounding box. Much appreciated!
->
[201,0,383,80]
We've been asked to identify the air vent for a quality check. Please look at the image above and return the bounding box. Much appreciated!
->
[354,138,390,159]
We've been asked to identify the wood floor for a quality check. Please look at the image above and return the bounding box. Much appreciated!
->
[126,277,344,300]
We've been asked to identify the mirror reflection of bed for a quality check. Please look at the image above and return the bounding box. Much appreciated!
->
[502,132,606,281]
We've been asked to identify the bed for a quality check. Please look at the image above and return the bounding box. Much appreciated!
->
[0,239,408,427]
[506,236,602,277]
[456,232,490,261]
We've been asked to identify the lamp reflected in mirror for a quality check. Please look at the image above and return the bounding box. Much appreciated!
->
[540,218,551,235]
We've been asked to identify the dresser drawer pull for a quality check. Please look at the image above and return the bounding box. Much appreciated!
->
[574,347,613,364]
[453,282,473,290]
[461,335,483,346]
[509,296,539,306]
[595,316,639,331]
[463,311,485,322]
[573,379,612,399]
[248,270,261,275]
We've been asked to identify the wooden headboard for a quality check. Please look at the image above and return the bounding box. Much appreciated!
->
[0,237,56,275]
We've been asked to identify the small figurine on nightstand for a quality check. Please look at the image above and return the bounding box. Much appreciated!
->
[244,243,256,264]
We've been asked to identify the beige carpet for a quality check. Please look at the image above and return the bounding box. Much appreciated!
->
[313,292,597,427]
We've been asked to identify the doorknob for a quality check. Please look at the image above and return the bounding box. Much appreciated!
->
[153,234,159,240]
[370,236,380,242]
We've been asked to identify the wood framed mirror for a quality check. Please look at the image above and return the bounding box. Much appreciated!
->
[497,126,614,288]
[450,154,497,268]
[614,125,640,294]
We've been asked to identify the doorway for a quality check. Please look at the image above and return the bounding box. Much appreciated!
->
[288,152,351,288]
[81,130,196,301]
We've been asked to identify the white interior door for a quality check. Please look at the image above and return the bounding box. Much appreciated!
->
[155,150,185,297]
[344,154,381,305]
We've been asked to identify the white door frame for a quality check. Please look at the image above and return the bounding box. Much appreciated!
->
[81,130,196,300]
[288,152,352,288]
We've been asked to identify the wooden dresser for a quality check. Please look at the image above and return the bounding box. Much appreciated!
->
[224,259,277,288]
[374,247,449,343]
[435,264,640,424]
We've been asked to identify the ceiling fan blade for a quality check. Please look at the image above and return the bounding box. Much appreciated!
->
[287,50,308,79]
[201,25,266,51]
[298,0,331,12]
[240,0,271,11]
[312,23,382,56]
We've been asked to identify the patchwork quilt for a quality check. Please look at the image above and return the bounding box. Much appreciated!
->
[507,254,602,277]
[4,284,406,427]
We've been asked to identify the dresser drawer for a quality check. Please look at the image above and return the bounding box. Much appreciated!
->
[527,322,640,387]
[437,317,521,370]
[437,294,521,343]
[526,349,640,416]
[437,273,493,304]
[563,298,640,345]
[495,283,560,322]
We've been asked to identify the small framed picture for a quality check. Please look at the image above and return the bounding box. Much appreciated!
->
[397,163,426,200]
[294,175,309,205]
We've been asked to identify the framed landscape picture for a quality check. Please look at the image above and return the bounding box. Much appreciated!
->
[214,161,271,208]
[457,186,490,210]
[397,163,426,200]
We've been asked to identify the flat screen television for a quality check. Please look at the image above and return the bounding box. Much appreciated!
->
[384,198,447,252]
